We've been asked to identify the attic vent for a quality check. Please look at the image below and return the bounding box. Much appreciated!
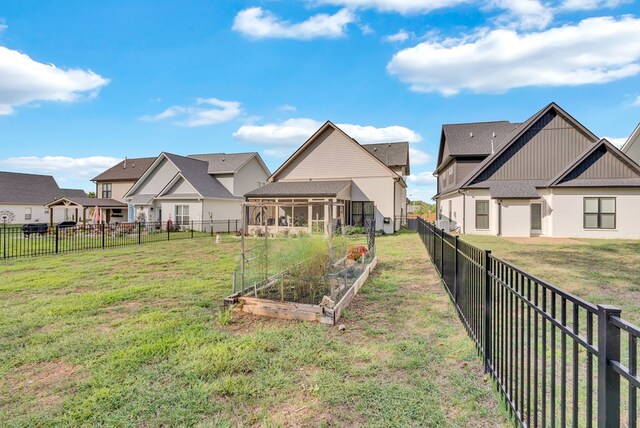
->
[373,148,377,151]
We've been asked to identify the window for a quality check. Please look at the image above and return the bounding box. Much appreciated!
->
[351,201,374,227]
[531,203,542,231]
[584,197,615,229]
[25,207,32,221]
[102,183,112,198]
[475,200,489,230]
[175,205,190,225]
[448,165,454,185]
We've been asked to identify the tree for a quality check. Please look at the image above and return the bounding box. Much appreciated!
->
[87,191,96,198]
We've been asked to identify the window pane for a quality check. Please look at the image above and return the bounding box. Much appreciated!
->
[476,201,488,215]
[531,204,542,230]
[477,214,489,230]
[584,213,598,228]
[600,198,615,214]
[600,214,615,229]
[584,198,599,213]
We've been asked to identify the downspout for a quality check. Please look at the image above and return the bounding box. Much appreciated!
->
[393,177,397,233]
[458,189,466,234]
[497,200,502,236]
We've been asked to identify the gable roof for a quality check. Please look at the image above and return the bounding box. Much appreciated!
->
[0,171,86,205]
[437,121,520,171]
[549,139,640,187]
[46,196,126,208]
[245,180,352,198]
[92,157,156,182]
[460,102,600,190]
[162,153,239,199]
[621,123,640,153]
[188,152,270,175]
[362,142,410,175]
[269,121,403,182]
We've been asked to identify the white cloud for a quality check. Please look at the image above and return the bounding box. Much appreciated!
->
[387,16,640,95]
[490,0,553,29]
[0,46,109,115]
[384,30,410,43]
[604,137,627,148]
[141,98,242,127]
[232,7,355,40]
[560,0,628,10]
[407,171,438,201]
[278,104,297,112]
[315,0,468,14]
[407,171,437,185]
[409,147,432,165]
[233,118,422,149]
[0,155,121,189]
[633,95,640,107]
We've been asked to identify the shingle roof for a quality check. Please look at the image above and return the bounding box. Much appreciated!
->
[92,157,156,182]
[442,121,520,157]
[362,142,410,174]
[0,171,85,205]
[187,153,260,174]
[487,181,541,199]
[245,180,352,197]
[163,153,238,199]
[60,188,88,198]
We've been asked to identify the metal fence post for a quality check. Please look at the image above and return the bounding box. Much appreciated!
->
[55,225,59,254]
[167,223,170,241]
[484,249,492,373]
[2,222,6,259]
[454,235,459,302]
[597,304,622,428]
[440,228,444,275]
[138,222,142,245]
[101,223,105,248]
[228,219,230,234]
[191,221,194,238]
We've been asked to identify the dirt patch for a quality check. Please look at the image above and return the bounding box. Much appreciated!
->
[504,237,592,245]
[222,308,300,334]
[4,360,87,410]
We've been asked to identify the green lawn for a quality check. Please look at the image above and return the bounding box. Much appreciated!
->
[461,235,640,325]
[0,233,509,427]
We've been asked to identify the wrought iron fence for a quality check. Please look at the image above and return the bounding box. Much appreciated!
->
[417,217,639,428]
[0,219,242,260]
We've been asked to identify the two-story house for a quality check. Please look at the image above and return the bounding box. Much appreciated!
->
[434,102,640,238]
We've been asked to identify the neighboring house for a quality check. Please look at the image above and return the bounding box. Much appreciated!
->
[0,171,87,224]
[244,121,409,235]
[123,152,270,225]
[621,123,640,165]
[92,157,156,203]
[434,102,640,239]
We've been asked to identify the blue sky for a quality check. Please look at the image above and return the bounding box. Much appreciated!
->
[0,0,639,200]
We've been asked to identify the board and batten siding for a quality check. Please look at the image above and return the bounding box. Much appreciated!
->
[474,111,597,183]
[97,181,134,202]
[559,146,639,183]
[276,128,391,181]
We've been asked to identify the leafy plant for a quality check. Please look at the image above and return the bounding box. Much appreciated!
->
[347,245,368,262]
[216,306,234,326]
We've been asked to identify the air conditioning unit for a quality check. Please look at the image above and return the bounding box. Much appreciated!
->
[435,219,450,230]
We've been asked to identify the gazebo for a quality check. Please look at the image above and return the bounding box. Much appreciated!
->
[45,197,128,225]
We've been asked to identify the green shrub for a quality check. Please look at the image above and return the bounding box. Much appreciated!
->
[216,307,234,326]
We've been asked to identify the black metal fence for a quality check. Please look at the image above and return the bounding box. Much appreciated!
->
[417,217,639,428]
[0,220,242,260]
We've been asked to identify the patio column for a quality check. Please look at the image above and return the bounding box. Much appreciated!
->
[83,208,87,226]
[308,204,312,235]
[75,208,79,222]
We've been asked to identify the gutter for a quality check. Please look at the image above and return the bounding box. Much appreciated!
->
[458,189,466,234]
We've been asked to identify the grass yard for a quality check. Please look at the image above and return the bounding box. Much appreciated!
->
[461,235,640,325]
[0,233,509,427]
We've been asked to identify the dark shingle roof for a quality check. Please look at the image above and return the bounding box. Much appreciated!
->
[60,188,88,198]
[187,153,260,174]
[163,153,238,199]
[362,142,410,174]
[92,157,156,182]
[442,121,520,157]
[487,181,541,199]
[0,171,85,204]
[245,180,352,198]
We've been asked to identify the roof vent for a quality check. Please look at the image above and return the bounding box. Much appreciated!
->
[492,132,496,138]
[388,143,391,147]
[373,148,377,151]
[470,132,474,137]
[123,157,127,169]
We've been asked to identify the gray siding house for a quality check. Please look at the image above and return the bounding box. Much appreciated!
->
[434,102,640,238]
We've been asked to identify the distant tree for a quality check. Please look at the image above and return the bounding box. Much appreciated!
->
[87,191,96,198]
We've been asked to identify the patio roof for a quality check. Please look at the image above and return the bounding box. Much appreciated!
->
[46,197,127,209]
[245,180,352,198]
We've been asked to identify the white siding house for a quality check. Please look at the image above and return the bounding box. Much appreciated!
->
[433,103,640,239]
[245,121,409,235]
[123,152,270,226]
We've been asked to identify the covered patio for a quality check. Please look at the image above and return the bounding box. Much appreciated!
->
[244,181,352,236]
[45,197,128,225]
